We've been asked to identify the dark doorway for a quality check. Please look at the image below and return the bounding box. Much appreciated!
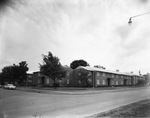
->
[124,79,127,86]
[107,78,111,86]
[41,76,45,85]
[131,78,134,85]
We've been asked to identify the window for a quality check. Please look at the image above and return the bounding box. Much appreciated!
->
[134,76,136,79]
[120,81,123,85]
[96,72,100,77]
[103,80,105,85]
[79,80,81,84]
[111,80,114,85]
[128,76,130,79]
[38,79,40,84]
[28,80,32,82]
[88,78,92,82]
[88,72,92,76]
[134,80,136,84]
[136,79,138,84]
[46,79,49,84]
[67,72,69,76]
[28,75,32,78]
[67,79,69,84]
[102,73,106,77]
[38,73,41,77]
[112,74,114,78]
[116,75,118,78]
[97,80,100,85]
[78,72,81,76]
[116,81,118,85]
[127,80,129,85]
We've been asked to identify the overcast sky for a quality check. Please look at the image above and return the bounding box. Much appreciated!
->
[0,0,150,74]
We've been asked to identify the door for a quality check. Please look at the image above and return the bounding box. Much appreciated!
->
[107,78,111,86]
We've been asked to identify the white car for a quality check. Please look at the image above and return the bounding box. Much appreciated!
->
[4,84,16,90]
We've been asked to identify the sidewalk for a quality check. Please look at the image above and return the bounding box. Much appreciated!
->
[16,86,149,95]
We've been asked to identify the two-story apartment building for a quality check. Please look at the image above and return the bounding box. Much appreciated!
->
[72,66,144,87]
[32,65,73,87]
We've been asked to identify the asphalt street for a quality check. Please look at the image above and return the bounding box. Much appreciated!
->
[0,87,150,118]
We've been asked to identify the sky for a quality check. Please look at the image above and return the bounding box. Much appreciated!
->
[0,0,150,74]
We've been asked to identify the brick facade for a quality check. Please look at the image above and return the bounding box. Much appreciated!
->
[73,66,144,87]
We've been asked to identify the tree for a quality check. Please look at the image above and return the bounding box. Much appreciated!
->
[94,65,106,69]
[0,61,29,85]
[75,69,92,89]
[1,65,14,84]
[0,0,22,12]
[0,72,4,85]
[0,0,13,11]
[70,59,89,69]
[18,61,29,85]
[40,52,66,88]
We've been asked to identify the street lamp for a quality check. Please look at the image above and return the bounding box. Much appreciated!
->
[128,18,132,25]
[128,11,150,25]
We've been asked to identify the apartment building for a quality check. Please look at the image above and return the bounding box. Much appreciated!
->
[73,66,144,87]
[32,65,73,87]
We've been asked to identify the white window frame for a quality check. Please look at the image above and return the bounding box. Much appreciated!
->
[116,81,118,85]
[103,73,105,77]
[103,80,105,85]
[38,73,41,77]
[121,81,123,85]
[112,74,114,78]
[46,79,49,84]
[67,72,69,76]
[97,80,100,85]
[96,72,100,77]
[67,79,69,84]
[116,75,118,78]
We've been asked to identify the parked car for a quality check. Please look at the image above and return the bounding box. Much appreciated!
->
[4,84,16,90]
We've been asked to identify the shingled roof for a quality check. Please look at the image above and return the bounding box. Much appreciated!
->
[76,66,141,77]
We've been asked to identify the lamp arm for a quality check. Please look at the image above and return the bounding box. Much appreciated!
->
[131,11,150,19]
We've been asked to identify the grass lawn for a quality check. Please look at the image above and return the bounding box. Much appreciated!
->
[87,99,150,118]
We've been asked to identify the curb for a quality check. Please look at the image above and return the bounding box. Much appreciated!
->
[16,86,148,95]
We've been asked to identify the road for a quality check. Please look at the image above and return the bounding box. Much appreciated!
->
[0,87,150,118]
